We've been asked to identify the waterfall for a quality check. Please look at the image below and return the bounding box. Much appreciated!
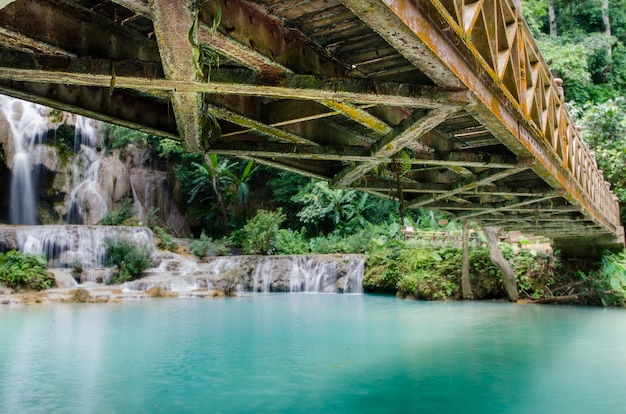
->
[252,258,274,293]
[118,255,364,294]
[10,225,154,268]
[246,255,365,293]
[65,115,108,224]
[0,95,49,224]
[0,95,108,225]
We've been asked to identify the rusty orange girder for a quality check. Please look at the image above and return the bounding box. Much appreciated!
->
[376,0,620,235]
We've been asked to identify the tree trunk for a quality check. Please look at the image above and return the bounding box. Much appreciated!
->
[206,155,230,235]
[601,0,612,58]
[531,294,580,304]
[461,220,474,300]
[549,0,557,37]
[481,225,518,301]
[394,164,406,225]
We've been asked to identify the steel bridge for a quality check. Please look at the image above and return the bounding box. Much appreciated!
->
[0,0,623,255]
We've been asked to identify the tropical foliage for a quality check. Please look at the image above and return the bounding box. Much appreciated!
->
[0,251,54,291]
[97,198,137,226]
[241,209,286,255]
[104,237,154,284]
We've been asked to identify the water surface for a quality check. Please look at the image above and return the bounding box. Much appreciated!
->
[1,295,625,413]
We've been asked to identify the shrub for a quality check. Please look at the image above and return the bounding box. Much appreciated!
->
[104,237,154,284]
[98,199,136,226]
[397,269,459,301]
[153,227,178,252]
[362,247,404,292]
[0,251,54,291]
[222,269,241,297]
[190,231,231,258]
[585,250,626,306]
[241,209,286,255]
[274,228,310,255]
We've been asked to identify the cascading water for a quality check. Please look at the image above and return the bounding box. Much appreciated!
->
[248,255,364,293]
[0,95,49,224]
[65,115,108,224]
[119,254,364,294]
[14,225,154,268]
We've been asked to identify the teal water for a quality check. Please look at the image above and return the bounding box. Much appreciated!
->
[1,295,626,413]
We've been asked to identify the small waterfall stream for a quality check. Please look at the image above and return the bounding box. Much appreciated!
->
[0,95,49,224]
[121,254,364,294]
[65,115,108,224]
[11,225,154,268]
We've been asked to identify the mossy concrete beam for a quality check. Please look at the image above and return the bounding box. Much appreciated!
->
[0,82,179,139]
[0,65,469,108]
[0,0,160,61]
[208,139,520,169]
[149,0,205,152]
[206,105,318,146]
[408,167,531,208]
[331,106,460,188]
[318,100,392,135]
[261,100,376,146]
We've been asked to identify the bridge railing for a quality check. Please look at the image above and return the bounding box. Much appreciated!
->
[425,0,620,232]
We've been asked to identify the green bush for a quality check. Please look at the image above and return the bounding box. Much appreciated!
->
[0,251,54,291]
[362,247,404,292]
[363,242,565,301]
[104,237,154,284]
[189,231,231,258]
[397,269,459,301]
[274,228,310,255]
[584,250,626,306]
[241,209,286,255]
[98,199,136,226]
[153,227,178,252]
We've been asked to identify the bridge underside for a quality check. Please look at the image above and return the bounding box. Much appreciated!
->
[0,0,622,254]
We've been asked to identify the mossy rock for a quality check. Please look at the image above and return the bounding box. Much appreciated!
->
[70,288,91,303]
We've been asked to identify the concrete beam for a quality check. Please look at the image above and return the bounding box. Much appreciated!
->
[0,65,468,109]
[149,0,205,152]
[0,0,160,61]
[332,106,460,187]
[0,83,179,139]
[408,167,530,208]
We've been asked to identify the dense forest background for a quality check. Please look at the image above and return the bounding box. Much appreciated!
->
[523,0,626,220]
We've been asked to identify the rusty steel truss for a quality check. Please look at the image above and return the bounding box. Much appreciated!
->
[0,0,622,251]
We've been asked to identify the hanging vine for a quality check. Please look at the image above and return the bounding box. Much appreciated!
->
[189,0,221,80]
[189,0,223,148]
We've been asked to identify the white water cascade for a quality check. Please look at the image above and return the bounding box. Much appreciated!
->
[120,254,364,294]
[0,95,49,224]
[13,225,153,268]
[65,115,108,224]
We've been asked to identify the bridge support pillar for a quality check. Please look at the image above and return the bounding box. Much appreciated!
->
[552,227,625,257]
